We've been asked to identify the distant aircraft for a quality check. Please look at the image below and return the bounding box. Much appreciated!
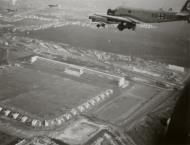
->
[89,0,190,31]
[6,9,17,13]
[48,4,58,8]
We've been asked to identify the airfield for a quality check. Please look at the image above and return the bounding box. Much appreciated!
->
[0,45,189,144]
[0,54,166,126]
[0,56,115,127]
[0,31,189,144]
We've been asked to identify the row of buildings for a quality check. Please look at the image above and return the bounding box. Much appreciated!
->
[30,56,129,88]
[0,89,113,129]
[40,89,114,128]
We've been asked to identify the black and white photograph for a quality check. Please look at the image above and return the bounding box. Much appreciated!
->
[0,0,189,144]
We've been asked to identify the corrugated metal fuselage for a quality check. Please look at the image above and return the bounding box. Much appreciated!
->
[113,8,188,23]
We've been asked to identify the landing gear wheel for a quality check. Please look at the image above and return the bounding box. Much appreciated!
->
[96,24,101,28]
[101,23,105,28]
[117,24,125,31]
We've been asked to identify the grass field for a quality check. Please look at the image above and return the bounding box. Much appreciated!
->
[0,58,163,127]
[127,84,160,100]
[92,83,161,124]
[0,65,107,119]
[95,96,141,123]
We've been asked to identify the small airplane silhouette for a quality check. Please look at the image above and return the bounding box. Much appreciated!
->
[48,4,59,8]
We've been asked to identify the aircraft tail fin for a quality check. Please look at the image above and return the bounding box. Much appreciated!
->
[181,0,190,12]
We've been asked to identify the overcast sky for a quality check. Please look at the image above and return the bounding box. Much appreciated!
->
[0,0,187,12]
[102,0,187,11]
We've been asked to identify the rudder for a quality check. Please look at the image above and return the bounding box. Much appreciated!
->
[181,0,190,12]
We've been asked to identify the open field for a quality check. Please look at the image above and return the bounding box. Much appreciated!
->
[127,84,160,100]
[94,96,141,123]
[0,63,109,120]
[0,56,187,130]
[0,55,189,144]
[90,83,162,124]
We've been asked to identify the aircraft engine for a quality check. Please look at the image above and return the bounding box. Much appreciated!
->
[91,18,96,22]
[107,9,115,15]
[96,23,105,28]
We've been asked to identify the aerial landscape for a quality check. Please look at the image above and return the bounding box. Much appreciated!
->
[0,0,189,145]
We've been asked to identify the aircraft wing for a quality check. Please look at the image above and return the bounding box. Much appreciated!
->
[94,14,144,24]
[177,12,190,16]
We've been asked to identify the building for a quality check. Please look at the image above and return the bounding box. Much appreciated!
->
[56,118,62,125]
[43,120,50,127]
[118,77,129,88]
[105,89,113,96]
[168,65,185,72]
[31,119,42,127]
[12,113,19,120]
[64,67,84,77]
[118,77,125,87]
[4,110,11,116]
[15,136,59,145]
[32,119,38,127]
[21,116,28,123]
[30,56,38,63]
[51,117,127,145]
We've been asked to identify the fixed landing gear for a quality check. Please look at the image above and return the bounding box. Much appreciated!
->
[117,22,136,31]
[96,23,105,28]
[97,24,101,28]
[117,24,125,31]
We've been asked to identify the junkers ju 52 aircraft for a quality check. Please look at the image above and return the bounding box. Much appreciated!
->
[89,0,190,31]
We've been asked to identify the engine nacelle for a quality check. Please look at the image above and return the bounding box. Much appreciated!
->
[107,9,115,15]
